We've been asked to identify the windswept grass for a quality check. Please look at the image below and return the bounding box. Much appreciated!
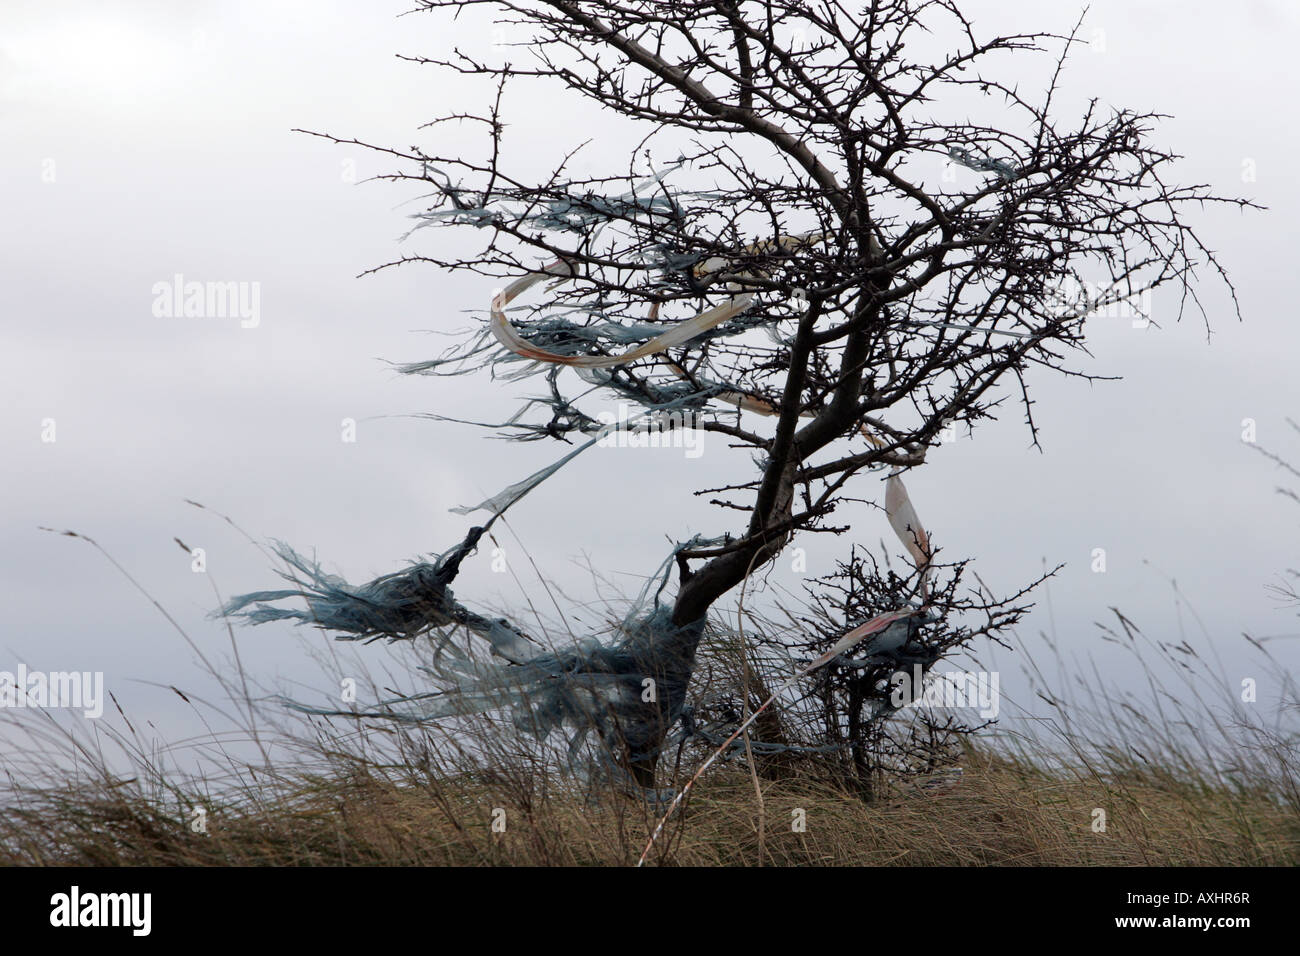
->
[2,743,1295,866]
[1,594,1296,866]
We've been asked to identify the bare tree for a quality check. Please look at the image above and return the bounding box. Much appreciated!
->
[228,0,1248,792]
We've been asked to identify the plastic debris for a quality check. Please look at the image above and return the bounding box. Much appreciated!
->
[948,145,1019,182]
[225,156,941,791]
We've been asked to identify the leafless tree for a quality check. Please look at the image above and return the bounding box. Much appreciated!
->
[237,0,1249,790]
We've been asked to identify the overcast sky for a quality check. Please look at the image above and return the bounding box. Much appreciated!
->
[2,0,1297,772]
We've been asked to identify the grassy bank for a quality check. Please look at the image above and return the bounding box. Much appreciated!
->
[2,741,1296,866]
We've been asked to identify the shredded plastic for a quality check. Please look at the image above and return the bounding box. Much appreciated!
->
[948,145,1019,182]
[225,157,942,786]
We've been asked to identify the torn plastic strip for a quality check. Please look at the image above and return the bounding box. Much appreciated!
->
[218,525,537,662]
[489,257,756,369]
[407,158,688,239]
[447,389,721,519]
[690,230,831,286]
[486,241,935,591]
[947,145,1019,182]
[886,473,931,581]
[273,581,717,778]
[485,224,842,371]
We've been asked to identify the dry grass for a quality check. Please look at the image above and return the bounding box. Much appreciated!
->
[2,743,1295,866]
[3,534,1296,866]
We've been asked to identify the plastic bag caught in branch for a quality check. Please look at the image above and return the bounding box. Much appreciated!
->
[291,604,705,757]
[447,390,718,519]
[449,430,603,517]
[948,145,1019,182]
[408,158,687,239]
[218,526,536,662]
[489,256,755,369]
[235,533,720,779]
[885,473,931,569]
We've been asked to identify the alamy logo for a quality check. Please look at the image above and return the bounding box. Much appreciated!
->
[596,406,703,458]
[0,666,103,718]
[151,273,261,328]
[50,886,151,936]
[890,666,1000,719]
[1044,276,1152,328]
